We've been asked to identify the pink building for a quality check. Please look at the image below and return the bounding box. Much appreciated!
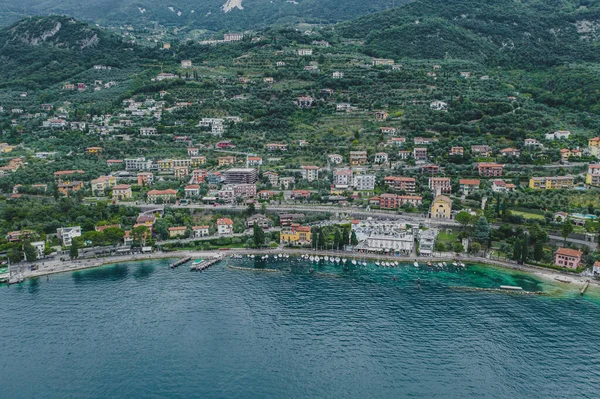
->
[554,248,583,269]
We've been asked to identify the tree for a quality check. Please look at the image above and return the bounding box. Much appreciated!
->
[561,221,574,245]
[469,242,481,254]
[452,242,464,253]
[103,227,125,246]
[23,241,37,262]
[132,225,149,246]
[246,202,256,216]
[472,216,491,245]
[260,202,267,215]
[253,224,265,248]
[512,239,523,263]
[7,247,23,264]
[351,230,359,246]
[333,229,341,250]
[455,211,472,230]
[533,240,544,261]
[69,240,79,259]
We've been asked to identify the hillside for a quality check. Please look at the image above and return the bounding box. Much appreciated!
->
[338,0,600,67]
[0,16,138,89]
[0,0,408,30]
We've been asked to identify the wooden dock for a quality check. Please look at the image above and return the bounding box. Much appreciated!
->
[451,286,544,295]
[190,258,220,272]
[580,280,590,296]
[170,257,191,269]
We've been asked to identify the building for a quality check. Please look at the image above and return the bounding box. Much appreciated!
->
[449,147,464,156]
[217,218,234,235]
[192,226,210,238]
[57,226,82,246]
[137,172,154,186]
[554,248,583,269]
[279,214,305,227]
[459,179,480,195]
[500,148,520,157]
[413,147,428,160]
[585,164,600,186]
[421,164,439,175]
[168,226,187,238]
[524,138,543,148]
[223,168,258,184]
[333,168,353,189]
[328,154,344,164]
[384,176,416,193]
[376,194,422,209]
[265,143,288,151]
[147,189,177,203]
[380,127,398,135]
[280,176,295,189]
[297,96,314,108]
[478,163,503,177]
[349,151,368,165]
[263,171,279,186]
[354,174,376,192]
[247,157,263,167]
[529,176,574,190]
[90,176,117,194]
[126,158,153,171]
[588,137,600,157]
[218,156,236,167]
[224,33,244,42]
[430,101,448,111]
[86,147,103,155]
[280,225,311,246]
[112,184,132,200]
[374,152,388,164]
[184,185,201,197]
[560,148,582,162]
[471,145,493,157]
[372,58,395,66]
[246,214,272,229]
[491,180,515,192]
[375,110,389,121]
[140,127,158,136]
[298,48,313,56]
[546,130,571,140]
[181,60,192,68]
[351,220,414,254]
[418,229,438,256]
[301,166,320,182]
[430,195,453,219]
[58,181,83,197]
[429,177,451,194]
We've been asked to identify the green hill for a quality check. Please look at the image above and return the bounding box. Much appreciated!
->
[0,16,136,89]
[338,0,600,67]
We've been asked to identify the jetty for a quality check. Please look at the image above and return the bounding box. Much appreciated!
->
[190,258,220,272]
[580,280,590,296]
[228,265,279,273]
[451,286,544,295]
[170,257,191,269]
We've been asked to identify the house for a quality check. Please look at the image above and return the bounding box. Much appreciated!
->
[397,150,411,160]
[168,226,187,238]
[137,172,154,186]
[107,159,124,168]
[217,218,234,235]
[328,154,344,164]
[247,157,263,166]
[588,137,600,157]
[546,130,571,140]
[376,194,422,209]
[430,195,453,219]
[421,164,439,175]
[263,77,274,84]
[354,174,376,192]
[147,189,177,203]
[491,180,515,193]
[585,164,600,186]
[292,190,312,199]
[449,147,464,156]
[374,152,388,164]
[184,185,201,197]
[140,127,158,136]
[246,214,272,229]
[593,261,600,276]
[216,140,234,149]
[560,148,582,162]
[280,176,296,189]
[263,171,279,186]
[333,168,353,189]
[429,177,451,194]
[375,110,389,121]
[349,151,368,165]
[57,226,82,246]
[58,181,84,197]
[224,33,244,42]
[554,248,583,269]
[136,214,156,227]
[554,212,568,223]
[218,156,236,167]
[181,60,192,68]
[524,138,543,148]
[112,184,132,200]
[380,127,398,135]
[174,166,189,179]
[478,163,503,177]
[414,137,437,145]
[266,143,288,152]
[279,214,305,227]
[471,145,493,157]
[86,147,103,154]
[192,226,210,238]
[372,58,395,66]
[459,179,480,195]
[413,147,428,160]
[298,48,313,56]
[187,148,199,157]
[191,156,207,166]
[332,71,344,79]
[500,148,520,157]
[5,230,35,242]
[529,176,574,190]
[280,225,312,246]
[384,176,416,193]
[430,101,448,111]
[297,96,314,108]
[258,190,275,200]
[301,166,320,181]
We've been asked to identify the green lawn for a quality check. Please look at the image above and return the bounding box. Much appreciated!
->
[437,231,458,245]
[510,210,545,220]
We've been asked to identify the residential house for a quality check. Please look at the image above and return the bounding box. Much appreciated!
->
[185,185,201,197]
[86,147,103,154]
[372,58,395,66]
[349,151,368,165]
[374,152,388,164]
[263,171,279,186]
[430,101,448,111]
[585,164,600,186]
[140,127,158,136]
[459,179,480,195]
[375,110,389,121]
[280,225,312,246]
[384,176,416,193]
[247,157,263,167]
[266,143,288,151]
[500,148,520,157]
[218,156,236,167]
[57,226,82,246]
[380,127,397,135]
[560,148,582,162]
[449,147,464,156]
[328,154,343,164]
[91,176,117,194]
[588,137,600,157]
[546,130,571,140]
[217,218,234,235]
[112,184,132,200]
[333,168,353,189]
[192,226,210,238]
[354,174,376,192]
[554,248,583,269]
[413,147,428,160]
[377,194,422,209]
[297,96,314,108]
[478,163,503,177]
[187,147,199,157]
[301,166,320,182]
[471,145,493,157]
[529,176,574,190]
[137,172,154,186]
[147,189,177,203]
[491,180,515,193]
[524,138,543,148]
[421,164,439,175]
[429,177,452,194]
[246,214,272,229]
[58,181,83,197]
[280,176,295,189]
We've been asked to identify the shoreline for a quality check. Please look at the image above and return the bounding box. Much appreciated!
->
[4,248,597,291]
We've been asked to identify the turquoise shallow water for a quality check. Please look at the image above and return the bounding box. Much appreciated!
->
[1,257,599,399]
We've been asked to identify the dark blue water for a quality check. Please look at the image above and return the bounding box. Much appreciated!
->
[1,258,599,398]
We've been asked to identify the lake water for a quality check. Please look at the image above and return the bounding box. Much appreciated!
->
[1,257,599,398]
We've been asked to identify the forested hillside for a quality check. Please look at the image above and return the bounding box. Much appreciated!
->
[338,0,600,68]
[0,0,406,30]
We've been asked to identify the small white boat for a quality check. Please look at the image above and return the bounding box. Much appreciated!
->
[443,262,447,267]
[325,256,329,261]
[414,262,419,267]
[335,257,341,263]
[375,261,380,266]
[351,260,357,265]
[309,256,314,262]
[452,262,458,266]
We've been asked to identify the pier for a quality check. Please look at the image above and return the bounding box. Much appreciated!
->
[580,280,590,296]
[451,286,544,295]
[228,265,279,273]
[190,257,220,272]
[170,257,191,269]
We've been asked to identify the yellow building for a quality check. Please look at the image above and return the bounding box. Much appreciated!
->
[168,226,187,238]
[529,176,574,190]
[586,165,600,186]
[280,225,312,246]
[218,156,236,167]
[86,147,103,154]
[589,137,600,157]
[0,143,14,153]
[430,195,452,219]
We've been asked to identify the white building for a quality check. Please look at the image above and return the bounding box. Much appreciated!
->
[418,229,438,256]
[333,168,353,189]
[57,226,82,247]
[354,174,376,192]
[140,127,158,136]
[430,101,448,111]
[545,130,571,140]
